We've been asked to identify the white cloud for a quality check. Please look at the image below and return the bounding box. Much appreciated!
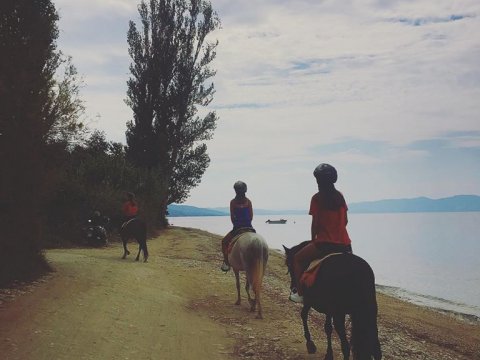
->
[52,0,480,208]
[55,0,136,21]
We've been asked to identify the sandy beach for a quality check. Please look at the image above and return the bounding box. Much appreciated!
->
[1,227,479,359]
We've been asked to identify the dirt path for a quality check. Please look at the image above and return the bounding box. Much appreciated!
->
[1,227,479,360]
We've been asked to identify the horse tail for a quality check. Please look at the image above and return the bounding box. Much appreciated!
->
[251,256,264,296]
[254,238,269,294]
[350,261,382,359]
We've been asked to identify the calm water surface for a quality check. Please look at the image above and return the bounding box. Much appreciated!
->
[169,212,480,319]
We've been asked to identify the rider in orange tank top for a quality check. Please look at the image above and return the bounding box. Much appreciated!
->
[289,164,353,303]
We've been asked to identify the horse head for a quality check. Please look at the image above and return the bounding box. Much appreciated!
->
[283,245,296,293]
[283,242,310,293]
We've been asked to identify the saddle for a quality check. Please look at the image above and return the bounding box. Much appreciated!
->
[300,252,344,288]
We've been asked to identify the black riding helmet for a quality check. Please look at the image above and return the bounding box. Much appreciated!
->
[233,181,247,193]
[313,163,337,183]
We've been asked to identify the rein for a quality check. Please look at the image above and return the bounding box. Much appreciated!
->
[121,217,137,229]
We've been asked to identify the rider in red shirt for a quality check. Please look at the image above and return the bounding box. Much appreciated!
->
[289,164,352,303]
[122,192,138,222]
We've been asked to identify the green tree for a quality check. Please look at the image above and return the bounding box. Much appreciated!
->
[0,0,84,285]
[125,0,220,225]
[44,56,86,146]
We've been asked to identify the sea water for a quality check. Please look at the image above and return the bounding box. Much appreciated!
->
[168,212,480,320]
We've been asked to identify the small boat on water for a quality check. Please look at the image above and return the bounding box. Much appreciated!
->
[265,219,287,224]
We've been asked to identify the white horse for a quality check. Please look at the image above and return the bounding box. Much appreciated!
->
[228,232,269,319]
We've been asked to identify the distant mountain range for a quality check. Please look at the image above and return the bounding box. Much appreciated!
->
[348,195,480,213]
[167,195,480,217]
[167,204,227,217]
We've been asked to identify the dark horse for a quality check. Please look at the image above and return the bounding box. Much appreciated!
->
[284,241,381,360]
[120,218,148,262]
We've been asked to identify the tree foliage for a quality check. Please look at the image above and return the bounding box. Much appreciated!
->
[0,0,85,285]
[43,130,166,246]
[125,0,220,221]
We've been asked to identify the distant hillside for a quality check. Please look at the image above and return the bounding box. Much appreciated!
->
[167,204,227,217]
[210,208,307,216]
[348,195,480,213]
[168,195,480,216]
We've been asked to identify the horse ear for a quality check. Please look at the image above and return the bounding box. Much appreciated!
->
[282,245,289,253]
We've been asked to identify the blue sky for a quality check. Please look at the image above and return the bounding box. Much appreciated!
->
[54,0,480,210]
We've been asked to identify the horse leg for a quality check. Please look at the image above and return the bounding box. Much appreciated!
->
[324,315,334,360]
[121,237,130,259]
[247,273,262,319]
[373,337,382,360]
[234,270,241,305]
[245,278,257,313]
[301,305,317,354]
[333,314,350,360]
[142,240,149,262]
[254,288,262,320]
[135,241,141,261]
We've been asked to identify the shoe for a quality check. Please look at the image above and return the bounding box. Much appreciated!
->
[221,262,230,272]
[289,292,304,303]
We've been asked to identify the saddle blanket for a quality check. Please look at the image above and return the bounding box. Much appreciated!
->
[300,252,344,288]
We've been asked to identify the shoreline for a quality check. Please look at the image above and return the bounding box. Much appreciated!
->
[1,226,479,359]
[264,246,480,325]
[376,285,480,325]
[176,226,480,359]
[174,225,480,326]
[170,213,480,322]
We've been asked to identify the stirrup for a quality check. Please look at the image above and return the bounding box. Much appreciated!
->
[289,291,304,304]
[220,262,230,272]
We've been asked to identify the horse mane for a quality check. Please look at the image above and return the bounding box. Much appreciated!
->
[291,241,310,253]
[284,241,310,268]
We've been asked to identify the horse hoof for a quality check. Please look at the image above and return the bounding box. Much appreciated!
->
[135,258,139,262]
[235,300,240,305]
[306,341,317,354]
[255,313,263,319]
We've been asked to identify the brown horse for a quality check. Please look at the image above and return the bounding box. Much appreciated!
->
[228,232,269,319]
[120,218,148,262]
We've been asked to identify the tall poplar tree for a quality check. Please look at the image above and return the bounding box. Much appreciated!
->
[125,0,220,223]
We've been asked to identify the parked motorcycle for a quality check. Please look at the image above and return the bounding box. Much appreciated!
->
[83,212,109,247]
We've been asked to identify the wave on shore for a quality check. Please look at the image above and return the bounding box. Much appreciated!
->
[377,284,480,324]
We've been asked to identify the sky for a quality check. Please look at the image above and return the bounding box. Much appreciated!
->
[54,0,480,210]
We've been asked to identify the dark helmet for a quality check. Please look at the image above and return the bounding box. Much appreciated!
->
[233,181,247,193]
[313,163,337,183]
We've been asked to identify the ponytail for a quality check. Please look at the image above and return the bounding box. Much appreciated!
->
[317,180,344,211]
